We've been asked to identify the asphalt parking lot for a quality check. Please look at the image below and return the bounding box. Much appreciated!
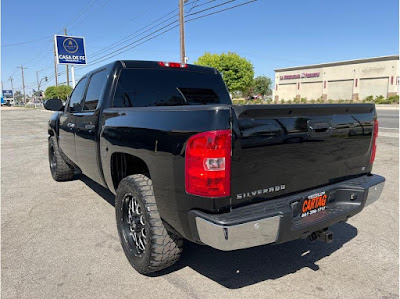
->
[1,107,399,299]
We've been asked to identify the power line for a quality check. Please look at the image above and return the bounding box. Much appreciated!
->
[186,0,258,22]
[2,35,53,48]
[68,0,115,32]
[129,0,163,22]
[88,0,201,59]
[187,0,218,13]
[88,8,179,59]
[62,0,102,31]
[50,0,258,75]
[82,0,257,66]
[43,0,258,82]
[90,0,242,63]
[187,0,236,17]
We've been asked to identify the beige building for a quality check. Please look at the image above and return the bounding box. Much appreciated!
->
[274,55,399,101]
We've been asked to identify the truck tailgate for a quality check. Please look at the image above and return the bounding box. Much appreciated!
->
[230,104,376,207]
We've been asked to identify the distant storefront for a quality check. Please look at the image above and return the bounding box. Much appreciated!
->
[274,55,399,101]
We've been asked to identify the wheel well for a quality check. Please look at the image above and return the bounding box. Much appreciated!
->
[111,153,150,189]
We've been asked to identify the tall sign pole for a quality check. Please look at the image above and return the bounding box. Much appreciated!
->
[179,0,188,64]
[71,65,76,88]
[64,28,70,87]
[53,39,58,86]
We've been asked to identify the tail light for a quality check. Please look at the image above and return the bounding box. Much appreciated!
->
[185,130,231,198]
[370,119,378,164]
[158,61,187,68]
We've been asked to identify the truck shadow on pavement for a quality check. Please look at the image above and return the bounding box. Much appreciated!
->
[80,175,358,289]
[174,222,357,289]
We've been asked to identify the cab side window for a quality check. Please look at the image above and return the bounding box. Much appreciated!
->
[83,70,107,111]
[68,77,88,112]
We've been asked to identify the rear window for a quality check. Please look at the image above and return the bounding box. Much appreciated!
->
[113,68,231,107]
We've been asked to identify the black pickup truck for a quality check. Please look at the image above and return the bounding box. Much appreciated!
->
[45,60,385,274]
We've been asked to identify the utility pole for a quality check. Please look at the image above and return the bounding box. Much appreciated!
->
[53,37,58,86]
[17,65,27,104]
[9,76,14,101]
[9,76,14,91]
[64,28,70,87]
[179,0,188,64]
[36,71,40,91]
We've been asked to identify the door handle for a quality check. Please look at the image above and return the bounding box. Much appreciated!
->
[67,123,75,128]
[84,124,95,130]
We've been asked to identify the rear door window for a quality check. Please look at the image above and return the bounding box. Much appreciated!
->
[83,69,108,111]
[113,68,231,107]
[68,77,88,112]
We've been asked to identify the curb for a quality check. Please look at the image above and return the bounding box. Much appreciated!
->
[375,105,399,110]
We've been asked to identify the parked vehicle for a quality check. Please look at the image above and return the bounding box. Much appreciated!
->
[45,60,385,274]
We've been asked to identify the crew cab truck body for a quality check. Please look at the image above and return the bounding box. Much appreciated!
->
[45,60,385,274]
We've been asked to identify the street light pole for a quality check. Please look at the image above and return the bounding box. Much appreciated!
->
[179,0,188,64]
[17,65,27,104]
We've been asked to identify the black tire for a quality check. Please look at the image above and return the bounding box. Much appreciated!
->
[116,174,183,274]
[48,136,74,181]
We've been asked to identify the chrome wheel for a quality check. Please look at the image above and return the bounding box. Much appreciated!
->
[123,193,147,255]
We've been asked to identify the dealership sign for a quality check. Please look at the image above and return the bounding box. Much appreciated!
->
[54,35,87,65]
[2,90,13,98]
[280,72,320,80]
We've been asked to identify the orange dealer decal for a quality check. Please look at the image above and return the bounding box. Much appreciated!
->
[301,192,327,217]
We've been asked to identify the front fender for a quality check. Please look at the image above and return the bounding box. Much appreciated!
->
[48,111,62,138]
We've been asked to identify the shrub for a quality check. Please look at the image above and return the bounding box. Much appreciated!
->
[280,99,285,104]
[317,98,324,103]
[293,98,300,104]
[287,99,292,104]
[300,98,307,103]
[328,99,334,104]
[388,95,399,104]
[233,99,246,105]
[266,98,272,104]
[310,99,316,104]
[374,95,388,104]
[363,95,374,103]
[338,99,345,103]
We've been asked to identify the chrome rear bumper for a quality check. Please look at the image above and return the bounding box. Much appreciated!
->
[364,180,385,207]
[195,215,281,251]
[192,175,385,251]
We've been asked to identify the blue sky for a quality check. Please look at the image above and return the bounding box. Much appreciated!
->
[1,0,399,93]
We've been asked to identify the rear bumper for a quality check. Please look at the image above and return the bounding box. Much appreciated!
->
[188,174,385,251]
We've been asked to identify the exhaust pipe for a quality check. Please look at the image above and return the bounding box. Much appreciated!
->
[308,229,333,243]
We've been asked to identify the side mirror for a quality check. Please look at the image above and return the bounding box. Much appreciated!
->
[44,98,64,111]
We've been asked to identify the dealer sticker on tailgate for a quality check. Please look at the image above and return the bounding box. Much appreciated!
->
[301,191,327,218]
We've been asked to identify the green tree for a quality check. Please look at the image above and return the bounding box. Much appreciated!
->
[44,85,73,101]
[253,75,272,96]
[45,86,58,99]
[56,85,73,100]
[14,91,23,103]
[194,52,254,92]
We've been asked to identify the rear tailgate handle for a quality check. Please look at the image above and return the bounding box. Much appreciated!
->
[308,119,333,137]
